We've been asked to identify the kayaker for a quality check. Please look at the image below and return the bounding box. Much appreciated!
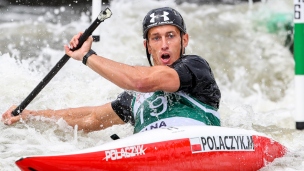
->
[2,7,221,134]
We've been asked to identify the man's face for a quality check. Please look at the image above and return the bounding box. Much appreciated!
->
[145,25,188,66]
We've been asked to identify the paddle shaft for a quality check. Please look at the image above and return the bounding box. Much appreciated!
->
[11,8,112,116]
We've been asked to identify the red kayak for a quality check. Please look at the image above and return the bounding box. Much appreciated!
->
[16,125,286,171]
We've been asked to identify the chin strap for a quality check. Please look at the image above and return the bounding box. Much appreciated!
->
[145,41,153,66]
[180,32,184,57]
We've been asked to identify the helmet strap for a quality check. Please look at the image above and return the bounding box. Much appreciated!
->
[180,32,185,57]
[145,40,153,66]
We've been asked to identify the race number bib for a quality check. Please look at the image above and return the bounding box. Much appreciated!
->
[131,91,220,133]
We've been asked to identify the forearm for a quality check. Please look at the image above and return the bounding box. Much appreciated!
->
[86,54,179,92]
[21,103,125,132]
[87,54,146,90]
[22,107,84,122]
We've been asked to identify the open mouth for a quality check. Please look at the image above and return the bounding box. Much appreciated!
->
[161,54,170,60]
[159,53,171,65]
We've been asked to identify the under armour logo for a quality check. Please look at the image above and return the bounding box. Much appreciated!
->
[149,11,169,23]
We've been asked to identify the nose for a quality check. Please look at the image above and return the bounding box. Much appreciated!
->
[161,37,169,51]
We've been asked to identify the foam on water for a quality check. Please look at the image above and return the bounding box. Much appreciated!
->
[1,0,302,170]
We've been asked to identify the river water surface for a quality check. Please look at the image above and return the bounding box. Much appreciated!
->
[0,0,301,170]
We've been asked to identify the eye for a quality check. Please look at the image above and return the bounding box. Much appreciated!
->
[151,36,160,41]
[167,32,175,39]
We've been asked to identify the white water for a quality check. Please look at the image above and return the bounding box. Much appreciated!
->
[1,0,302,170]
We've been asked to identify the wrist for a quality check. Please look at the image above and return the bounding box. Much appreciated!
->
[19,109,31,121]
[82,49,96,65]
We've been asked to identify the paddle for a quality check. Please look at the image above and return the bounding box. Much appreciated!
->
[11,8,112,116]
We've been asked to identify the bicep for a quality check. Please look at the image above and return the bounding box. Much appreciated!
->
[144,66,180,93]
[94,103,126,129]
[80,103,125,132]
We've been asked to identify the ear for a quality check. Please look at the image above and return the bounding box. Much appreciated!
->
[182,33,189,48]
[143,40,147,48]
